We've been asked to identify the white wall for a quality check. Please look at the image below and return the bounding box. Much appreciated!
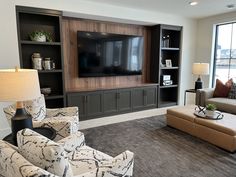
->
[196,11,236,88]
[0,0,197,138]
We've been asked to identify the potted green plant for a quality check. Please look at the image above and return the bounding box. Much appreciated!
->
[29,30,52,42]
[205,103,217,118]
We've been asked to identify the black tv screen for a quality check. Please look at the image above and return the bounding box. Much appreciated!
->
[78,31,144,77]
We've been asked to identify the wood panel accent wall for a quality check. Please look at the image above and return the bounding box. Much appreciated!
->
[62,17,151,92]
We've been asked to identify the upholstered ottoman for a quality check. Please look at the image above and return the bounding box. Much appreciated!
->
[166,105,236,152]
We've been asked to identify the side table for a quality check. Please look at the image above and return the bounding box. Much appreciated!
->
[184,89,196,105]
[3,127,56,146]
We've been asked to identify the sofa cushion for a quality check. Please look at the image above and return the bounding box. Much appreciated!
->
[17,128,73,177]
[228,82,236,99]
[206,97,236,114]
[194,112,236,136]
[213,79,232,97]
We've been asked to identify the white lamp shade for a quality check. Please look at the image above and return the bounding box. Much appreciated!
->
[0,69,41,102]
[192,63,209,75]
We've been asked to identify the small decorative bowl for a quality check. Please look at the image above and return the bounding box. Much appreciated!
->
[40,87,52,96]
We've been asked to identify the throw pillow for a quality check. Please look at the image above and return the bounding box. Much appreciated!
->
[228,82,236,99]
[17,128,73,177]
[213,79,233,97]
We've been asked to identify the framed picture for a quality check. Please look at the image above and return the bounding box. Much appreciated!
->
[165,59,172,67]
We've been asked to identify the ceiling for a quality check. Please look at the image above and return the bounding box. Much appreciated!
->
[86,0,236,19]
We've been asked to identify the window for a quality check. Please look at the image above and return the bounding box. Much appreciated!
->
[213,22,236,86]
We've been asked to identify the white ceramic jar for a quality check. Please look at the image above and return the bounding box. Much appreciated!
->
[32,53,43,70]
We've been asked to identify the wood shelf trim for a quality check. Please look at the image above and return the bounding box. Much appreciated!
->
[160,85,178,88]
[67,83,159,92]
[38,69,63,73]
[161,47,180,50]
[21,40,61,46]
[44,95,64,100]
[160,67,179,70]
[159,101,177,107]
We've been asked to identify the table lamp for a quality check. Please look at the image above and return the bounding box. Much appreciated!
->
[0,68,40,144]
[192,63,209,90]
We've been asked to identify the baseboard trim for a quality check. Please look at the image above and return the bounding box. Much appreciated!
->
[79,107,175,130]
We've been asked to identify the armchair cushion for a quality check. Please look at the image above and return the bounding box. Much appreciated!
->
[17,129,73,177]
[24,94,46,121]
[67,146,134,177]
[33,116,79,141]
[58,131,85,153]
[67,145,113,175]
[104,150,134,177]
[46,107,78,117]
[0,140,57,177]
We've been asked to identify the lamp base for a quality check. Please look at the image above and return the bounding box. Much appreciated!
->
[195,77,203,90]
[11,108,33,145]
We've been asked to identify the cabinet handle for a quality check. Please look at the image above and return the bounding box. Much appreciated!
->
[84,96,87,103]
[144,90,147,97]
[86,96,89,103]
[117,92,120,99]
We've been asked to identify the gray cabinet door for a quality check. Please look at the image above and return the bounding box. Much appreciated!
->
[118,89,132,112]
[86,92,103,118]
[132,88,145,111]
[67,93,86,120]
[103,90,118,114]
[145,87,157,108]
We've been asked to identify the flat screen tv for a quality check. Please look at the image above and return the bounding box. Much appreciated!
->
[77,31,144,77]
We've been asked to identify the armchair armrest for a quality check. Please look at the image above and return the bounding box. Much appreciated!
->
[46,106,78,118]
[33,116,79,141]
[104,150,134,177]
[57,131,86,153]
[196,88,214,106]
[0,140,58,177]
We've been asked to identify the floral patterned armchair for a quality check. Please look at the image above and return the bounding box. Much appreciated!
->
[3,94,79,141]
[0,129,134,177]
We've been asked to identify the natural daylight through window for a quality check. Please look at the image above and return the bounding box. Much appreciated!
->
[213,22,236,86]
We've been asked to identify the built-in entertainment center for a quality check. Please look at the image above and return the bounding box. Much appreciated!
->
[16,6,182,120]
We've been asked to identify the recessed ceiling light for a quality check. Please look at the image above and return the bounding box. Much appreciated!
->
[227,4,235,9]
[189,1,198,6]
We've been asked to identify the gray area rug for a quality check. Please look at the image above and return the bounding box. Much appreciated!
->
[83,115,236,177]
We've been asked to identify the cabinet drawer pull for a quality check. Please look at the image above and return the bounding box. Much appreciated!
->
[116,92,120,99]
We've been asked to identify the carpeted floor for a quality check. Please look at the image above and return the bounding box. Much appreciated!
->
[83,115,236,177]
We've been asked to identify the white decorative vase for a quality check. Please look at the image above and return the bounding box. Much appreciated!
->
[34,35,46,42]
[205,110,216,118]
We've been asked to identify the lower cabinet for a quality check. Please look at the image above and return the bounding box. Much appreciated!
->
[132,87,157,111]
[118,89,132,112]
[103,88,132,115]
[67,85,157,121]
[67,91,103,120]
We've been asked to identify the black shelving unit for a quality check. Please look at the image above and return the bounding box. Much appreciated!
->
[150,24,182,107]
[16,6,65,108]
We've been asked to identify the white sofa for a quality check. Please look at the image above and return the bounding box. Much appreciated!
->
[196,88,236,114]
